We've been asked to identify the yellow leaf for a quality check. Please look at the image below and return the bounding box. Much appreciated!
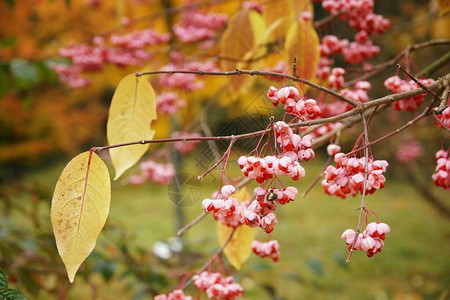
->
[263,0,296,43]
[436,0,450,15]
[51,151,111,282]
[285,18,320,82]
[218,223,255,270]
[220,10,265,93]
[107,74,157,180]
[233,186,252,204]
[287,0,314,18]
[217,186,255,269]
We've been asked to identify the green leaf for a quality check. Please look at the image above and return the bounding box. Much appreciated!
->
[10,59,39,89]
[16,272,39,297]
[0,68,8,96]
[91,260,117,282]
[0,269,7,289]
[306,257,323,276]
[0,288,28,300]
[4,0,15,8]
[0,37,16,48]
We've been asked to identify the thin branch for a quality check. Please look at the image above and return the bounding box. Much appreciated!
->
[344,39,450,87]
[94,73,449,153]
[347,88,446,156]
[137,69,358,107]
[346,112,370,264]
[181,228,237,289]
[314,13,341,28]
[199,110,221,161]
[198,138,236,180]
[416,51,450,78]
[177,212,208,236]
[397,64,439,98]
[302,156,332,198]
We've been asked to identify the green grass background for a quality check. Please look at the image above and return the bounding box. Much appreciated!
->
[5,155,450,300]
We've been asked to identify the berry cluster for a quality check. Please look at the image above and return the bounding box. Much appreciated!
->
[341,221,390,257]
[327,144,342,156]
[322,153,388,199]
[328,67,345,89]
[267,86,321,119]
[432,149,450,191]
[342,40,379,65]
[155,290,192,300]
[173,11,228,43]
[160,53,219,91]
[53,29,169,88]
[242,186,299,233]
[237,155,306,183]
[251,240,280,262]
[110,29,171,49]
[309,122,342,139]
[242,1,263,14]
[435,107,450,129]
[396,140,423,163]
[275,121,315,160]
[129,160,175,185]
[202,185,244,228]
[156,92,186,115]
[384,75,435,111]
[172,132,202,154]
[341,80,371,104]
[193,271,244,300]
[320,35,349,57]
[320,0,390,35]
[318,81,371,117]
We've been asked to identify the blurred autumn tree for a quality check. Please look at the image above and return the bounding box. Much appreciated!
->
[1,0,449,178]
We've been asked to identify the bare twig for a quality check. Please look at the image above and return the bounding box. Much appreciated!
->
[302,156,332,198]
[177,212,208,236]
[346,112,370,264]
[94,73,449,153]
[198,138,236,180]
[137,68,358,107]
[397,64,439,98]
[344,39,450,87]
[181,227,237,289]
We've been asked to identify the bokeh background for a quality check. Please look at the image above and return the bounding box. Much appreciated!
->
[0,0,449,299]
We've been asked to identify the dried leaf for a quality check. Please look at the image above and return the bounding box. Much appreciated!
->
[284,18,320,82]
[220,10,265,93]
[51,151,111,282]
[217,187,255,270]
[107,74,157,180]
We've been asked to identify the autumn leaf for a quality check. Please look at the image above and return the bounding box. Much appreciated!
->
[220,10,265,93]
[51,151,111,283]
[107,74,157,180]
[217,187,255,270]
[287,0,314,19]
[263,0,292,42]
[284,17,320,82]
[436,0,450,14]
